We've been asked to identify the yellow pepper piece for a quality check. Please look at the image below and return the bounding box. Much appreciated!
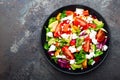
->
[55,49,61,56]
[82,59,87,68]
[56,13,61,20]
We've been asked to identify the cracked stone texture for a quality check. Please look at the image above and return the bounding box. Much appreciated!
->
[0,0,120,80]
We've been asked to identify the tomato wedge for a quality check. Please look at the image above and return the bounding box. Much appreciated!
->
[96,29,105,42]
[88,23,96,29]
[70,39,76,46]
[73,18,87,27]
[66,11,73,16]
[62,24,70,32]
[62,46,74,60]
[82,39,90,52]
[83,10,89,16]
[54,23,61,37]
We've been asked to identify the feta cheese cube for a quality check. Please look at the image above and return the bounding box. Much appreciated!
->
[68,46,76,53]
[76,46,82,51]
[75,8,84,15]
[91,61,95,65]
[46,32,53,37]
[70,59,75,64]
[49,45,56,51]
[56,55,66,58]
[86,51,95,59]
[86,15,93,23]
[61,33,69,39]
[71,33,78,39]
[61,15,73,23]
[102,45,108,51]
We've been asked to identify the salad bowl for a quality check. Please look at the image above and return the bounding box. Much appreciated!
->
[40,5,110,74]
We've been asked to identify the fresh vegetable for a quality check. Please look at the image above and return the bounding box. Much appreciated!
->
[60,10,66,19]
[93,19,104,30]
[82,59,87,68]
[70,39,76,46]
[88,59,95,65]
[96,29,105,42]
[62,46,74,60]
[73,17,87,27]
[58,58,70,68]
[66,11,74,16]
[44,8,108,70]
[49,17,56,24]
[94,49,103,57]
[75,50,86,64]
[56,13,61,20]
[48,21,58,32]
[71,64,82,70]
[83,10,89,16]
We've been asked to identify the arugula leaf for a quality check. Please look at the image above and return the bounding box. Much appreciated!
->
[75,50,86,64]
[88,59,94,65]
[94,50,103,57]
[60,10,66,19]
[44,42,49,50]
[76,38,84,47]
[49,17,56,24]
[51,56,58,63]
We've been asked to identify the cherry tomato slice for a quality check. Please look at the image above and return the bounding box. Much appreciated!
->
[88,23,96,29]
[73,18,87,27]
[96,29,105,42]
[54,23,61,37]
[66,11,73,16]
[62,46,74,60]
[83,10,89,16]
[82,40,90,52]
[70,39,76,46]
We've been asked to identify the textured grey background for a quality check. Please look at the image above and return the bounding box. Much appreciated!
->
[0,0,120,80]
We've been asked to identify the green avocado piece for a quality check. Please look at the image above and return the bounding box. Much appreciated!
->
[93,19,104,30]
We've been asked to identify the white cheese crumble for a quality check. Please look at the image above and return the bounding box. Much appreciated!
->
[86,15,93,23]
[61,33,70,39]
[102,45,108,51]
[56,55,66,58]
[76,46,82,51]
[68,46,76,53]
[49,45,56,51]
[92,38,98,44]
[91,61,95,65]
[75,8,84,15]
[70,59,75,64]
[86,51,95,59]
[90,30,98,44]
[71,33,78,39]
[61,15,73,23]
[46,32,53,37]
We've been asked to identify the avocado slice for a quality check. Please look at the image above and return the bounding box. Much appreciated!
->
[48,21,58,32]
[93,19,104,30]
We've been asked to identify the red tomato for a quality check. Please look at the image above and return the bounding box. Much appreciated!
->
[73,18,87,27]
[82,24,89,30]
[73,12,78,17]
[82,40,90,52]
[62,24,70,32]
[96,29,105,42]
[83,10,89,16]
[66,11,73,16]
[54,23,61,37]
[84,36,91,42]
[70,39,76,46]
[88,23,96,29]
[62,46,74,60]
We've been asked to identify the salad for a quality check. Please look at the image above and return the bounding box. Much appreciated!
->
[44,8,108,70]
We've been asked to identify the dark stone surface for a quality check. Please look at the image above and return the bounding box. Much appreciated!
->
[0,0,120,80]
